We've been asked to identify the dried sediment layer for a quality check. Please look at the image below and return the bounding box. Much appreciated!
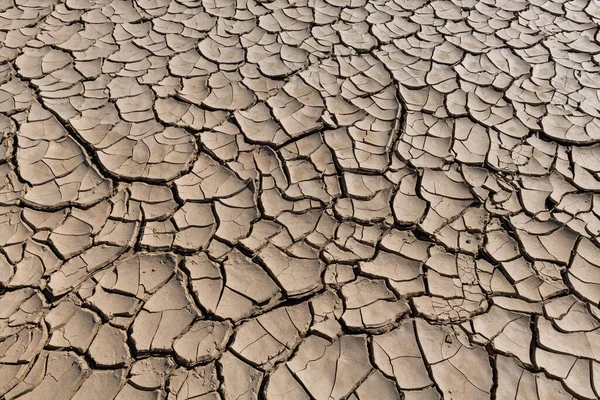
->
[1,0,600,398]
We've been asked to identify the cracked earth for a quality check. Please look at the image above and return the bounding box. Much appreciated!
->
[1,0,600,398]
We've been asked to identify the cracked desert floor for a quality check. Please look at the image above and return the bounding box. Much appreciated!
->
[2,0,600,398]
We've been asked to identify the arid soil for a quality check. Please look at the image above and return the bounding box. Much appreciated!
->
[1,0,600,398]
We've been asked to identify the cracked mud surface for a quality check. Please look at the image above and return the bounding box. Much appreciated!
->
[2,0,600,398]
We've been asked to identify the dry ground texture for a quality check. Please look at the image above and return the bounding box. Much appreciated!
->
[1,0,600,398]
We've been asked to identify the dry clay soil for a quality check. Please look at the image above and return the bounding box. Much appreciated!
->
[1,0,600,398]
